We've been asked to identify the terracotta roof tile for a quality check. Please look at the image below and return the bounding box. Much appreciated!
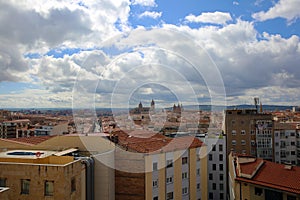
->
[236,156,300,194]
[113,130,204,153]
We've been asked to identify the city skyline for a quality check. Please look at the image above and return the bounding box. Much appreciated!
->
[0,0,299,108]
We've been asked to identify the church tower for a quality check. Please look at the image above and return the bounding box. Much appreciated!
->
[151,99,155,111]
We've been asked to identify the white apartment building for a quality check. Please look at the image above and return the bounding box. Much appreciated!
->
[274,123,299,165]
[198,132,227,200]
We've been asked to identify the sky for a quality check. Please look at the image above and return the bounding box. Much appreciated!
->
[0,0,300,108]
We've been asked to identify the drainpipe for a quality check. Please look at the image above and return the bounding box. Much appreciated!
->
[80,157,95,200]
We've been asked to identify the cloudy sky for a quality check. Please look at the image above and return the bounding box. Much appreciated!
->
[0,0,299,108]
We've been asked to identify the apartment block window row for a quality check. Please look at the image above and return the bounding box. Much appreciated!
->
[197,183,200,190]
[166,159,173,168]
[219,144,223,152]
[166,176,173,184]
[166,192,173,200]
[182,172,188,179]
[182,157,188,165]
[219,164,223,171]
[153,162,158,171]
[196,168,200,176]
[182,187,188,195]
[153,180,158,187]
[219,154,223,161]
[219,174,224,181]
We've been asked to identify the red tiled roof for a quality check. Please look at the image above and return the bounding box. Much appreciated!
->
[236,158,300,194]
[4,136,57,145]
[113,130,204,153]
[239,158,264,177]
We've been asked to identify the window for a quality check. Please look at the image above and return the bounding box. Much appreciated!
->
[71,177,76,192]
[152,180,158,187]
[182,187,188,195]
[251,140,256,146]
[241,130,246,135]
[182,172,188,179]
[232,130,236,135]
[241,140,246,145]
[153,196,158,200]
[166,159,173,168]
[219,144,223,152]
[209,173,213,180]
[21,179,30,195]
[287,195,296,200]
[197,183,200,190]
[219,154,223,161]
[291,142,295,146]
[196,168,200,176]
[219,174,223,181]
[166,177,173,184]
[44,180,54,196]
[219,183,224,190]
[209,192,213,199]
[291,132,296,137]
[212,164,216,171]
[212,183,216,190]
[209,154,212,161]
[0,178,6,187]
[182,157,188,165]
[220,193,224,200]
[251,130,255,135]
[167,192,173,200]
[219,164,223,171]
[291,151,296,155]
[255,187,263,196]
[212,145,216,151]
[153,162,158,171]
[232,140,236,146]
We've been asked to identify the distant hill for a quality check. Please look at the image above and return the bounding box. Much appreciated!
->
[181,104,294,112]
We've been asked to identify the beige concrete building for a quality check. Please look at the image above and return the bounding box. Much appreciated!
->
[0,149,85,200]
[112,130,208,200]
[0,134,116,200]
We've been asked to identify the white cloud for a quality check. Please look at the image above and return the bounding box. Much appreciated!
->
[252,0,300,24]
[131,0,157,7]
[139,11,162,19]
[185,11,232,25]
[0,0,299,107]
